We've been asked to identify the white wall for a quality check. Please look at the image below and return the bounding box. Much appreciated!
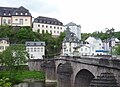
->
[62,42,80,56]
[12,16,32,26]
[26,46,45,59]
[33,23,65,36]
[1,17,11,25]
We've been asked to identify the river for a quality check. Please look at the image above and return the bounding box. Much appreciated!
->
[13,82,56,87]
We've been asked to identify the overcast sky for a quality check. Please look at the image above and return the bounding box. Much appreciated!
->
[1,0,120,33]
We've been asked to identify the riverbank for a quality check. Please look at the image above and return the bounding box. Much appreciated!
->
[0,70,45,84]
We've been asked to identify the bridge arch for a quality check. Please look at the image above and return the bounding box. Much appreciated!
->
[74,69,95,87]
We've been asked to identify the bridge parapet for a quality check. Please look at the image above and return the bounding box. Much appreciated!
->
[55,56,120,70]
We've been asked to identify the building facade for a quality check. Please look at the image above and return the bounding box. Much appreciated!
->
[65,22,81,40]
[62,27,81,56]
[32,16,65,36]
[25,41,45,59]
[0,6,32,27]
[0,38,10,52]
[85,36,107,55]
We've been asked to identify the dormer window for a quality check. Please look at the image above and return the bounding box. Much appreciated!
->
[4,13,6,15]
[16,13,18,15]
[8,13,11,16]
[21,13,23,15]
[25,13,27,15]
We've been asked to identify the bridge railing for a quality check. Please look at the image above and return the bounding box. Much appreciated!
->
[55,56,120,70]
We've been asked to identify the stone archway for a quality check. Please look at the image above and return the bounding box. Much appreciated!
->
[57,62,73,87]
[74,69,95,87]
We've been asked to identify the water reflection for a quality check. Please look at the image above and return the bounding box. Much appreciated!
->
[14,82,56,87]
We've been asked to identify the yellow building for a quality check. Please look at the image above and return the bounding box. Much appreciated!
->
[0,6,32,27]
[0,38,10,52]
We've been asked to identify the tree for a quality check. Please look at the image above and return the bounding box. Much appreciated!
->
[1,44,28,77]
[113,45,120,55]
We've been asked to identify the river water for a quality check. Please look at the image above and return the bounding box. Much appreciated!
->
[13,82,56,87]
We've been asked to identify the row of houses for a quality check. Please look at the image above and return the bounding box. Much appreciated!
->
[0,6,82,37]
[62,27,120,56]
[0,38,45,59]
[0,6,120,59]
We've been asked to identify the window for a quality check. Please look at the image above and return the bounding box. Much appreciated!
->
[8,13,11,16]
[44,21,46,23]
[40,20,42,23]
[3,19,6,24]
[57,31,59,33]
[31,54,34,58]
[55,22,57,24]
[47,21,50,23]
[25,13,28,15]
[16,13,18,15]
[42,25,44,27]
[15,19,18,21]
[27,48,29,52]
[38,25,40,27]
[37,48,40,52]
[4,13,6,15]
[34,48,36,52]
[19,19,23,25]
[61,27,62,29]
[46,25,48,28]
[81,48,83,51]
[57,27,59,29]
[4,41,7,44]
[8,19,11,24]
[31,48,33,52]
[50,26,52,28]
[54,31,56,33]
[25,19,27,21]
[41,48,43,52]
[85,48,87,51]
[54,26,56,29]
[21,13,23,15]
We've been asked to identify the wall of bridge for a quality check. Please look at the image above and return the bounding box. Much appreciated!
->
[28,56,120,87]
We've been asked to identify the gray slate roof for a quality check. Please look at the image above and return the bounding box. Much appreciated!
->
[33,16,63,26]
[0,38,9,42]
[63,27,81,43]
[65,22,77,26]
[25,41,45,46]
[0,6,31,17]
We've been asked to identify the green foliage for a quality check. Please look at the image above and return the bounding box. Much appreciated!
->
[1,44,28,81]
[0,77,12,87]
[0,25,65,57]
[0,71,45,83]
[113,45,120,55]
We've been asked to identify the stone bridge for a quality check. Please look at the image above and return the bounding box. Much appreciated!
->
[28,56,120,87]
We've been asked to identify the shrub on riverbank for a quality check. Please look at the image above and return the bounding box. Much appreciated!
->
[0,71,45,85]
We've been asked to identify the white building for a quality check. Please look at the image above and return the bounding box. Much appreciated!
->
[25,41,45,59]
[65,22,81,40]
[62,27,81,56]
[0,6,32,27]
[85,36,107,55]
[103,37,120,53]
[0,38,10,52]
[79,44,95,56]
[32,16,65,36]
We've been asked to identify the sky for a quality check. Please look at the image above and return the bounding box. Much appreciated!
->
[0,0,120,33]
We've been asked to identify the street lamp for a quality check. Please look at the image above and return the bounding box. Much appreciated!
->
[106,28,114,56]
